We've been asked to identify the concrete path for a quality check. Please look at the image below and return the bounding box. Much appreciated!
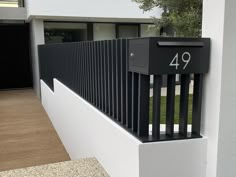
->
[0,158,109,177]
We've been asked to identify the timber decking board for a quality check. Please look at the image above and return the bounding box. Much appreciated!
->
[0,89,70,172]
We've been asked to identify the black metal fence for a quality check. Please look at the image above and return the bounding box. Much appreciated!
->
[39,38,208,143]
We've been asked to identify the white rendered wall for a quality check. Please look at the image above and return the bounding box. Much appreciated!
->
[41,79,140,177]
[30,19,45,97]
[139,139,207,177]
[25,0,161,21]
[217,1,236,176]
[202,0,236,177]
[41,79,207,177]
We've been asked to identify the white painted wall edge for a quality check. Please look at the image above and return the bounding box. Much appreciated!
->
[27,15,155,23]
[41,79,208,177]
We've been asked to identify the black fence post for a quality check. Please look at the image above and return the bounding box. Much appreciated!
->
[137,74,150,137]
[152,75,162,138]
[179,74,190,135]
[166,74,176,137]
[192,74,203,136]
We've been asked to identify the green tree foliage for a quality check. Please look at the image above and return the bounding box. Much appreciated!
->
[133,0,202,37]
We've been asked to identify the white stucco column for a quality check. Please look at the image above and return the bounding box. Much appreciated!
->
[202,0,236,177]
[30,19,45,97]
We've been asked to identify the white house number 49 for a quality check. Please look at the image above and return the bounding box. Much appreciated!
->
[169,52,191,70]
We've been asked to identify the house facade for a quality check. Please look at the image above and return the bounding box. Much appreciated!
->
[0,0,161,96]
[2,1,236,177]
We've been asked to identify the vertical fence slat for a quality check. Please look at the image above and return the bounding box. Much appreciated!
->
[84,42,87,100]
[112,40,117,119]
[76,43,80,95]
[87,42,90,101]
[83,42,86,99]
[74,44,79,93]
[73,44,77,92]
[77,43,81,95]
[192,74,203,136]
[91,41,94,104]
[86,42,89,100]
[94,42,98,107]
[81,42,85,98]
[121,39,126,125]
[89,42,93,103]
[132,72,139,132]
[116,40,121,122]
[104,41,108,113]
[87,42,89,100]
[152,75,162,138]
[166,74,176,136]
[179,74,190,135]
[101,41,105,111]
[100,41,103,109]
[96,42,99,107]
[85,42,88,100]
[84,42,87,98]
[108,40,113,116]
[138,74,150,137]
[87,41,91,103]
[91,42,96,105]
[126,39,132,128]
[79,43,83,96]
[71,45,75,91]
[93,42,96,105]
[76,44,79,92]
[71,45,76,92]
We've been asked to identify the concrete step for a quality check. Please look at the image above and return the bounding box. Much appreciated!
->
[0,158,109,177]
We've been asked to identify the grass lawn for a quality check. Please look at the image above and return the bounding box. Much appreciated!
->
[149,94,193,124]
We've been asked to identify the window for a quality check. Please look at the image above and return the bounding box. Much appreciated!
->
[93,23,116,41]
[141,24,159,37]
[0,0,23,7]
[117,24,139,38]
[44,22,87,44]
[44,22,158,43]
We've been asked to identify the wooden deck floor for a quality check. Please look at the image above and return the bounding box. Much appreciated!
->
[0,89,70,172]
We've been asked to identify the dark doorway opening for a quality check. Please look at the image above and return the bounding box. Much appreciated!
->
[0,24,32,90]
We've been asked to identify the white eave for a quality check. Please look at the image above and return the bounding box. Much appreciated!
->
[0,7,26,21]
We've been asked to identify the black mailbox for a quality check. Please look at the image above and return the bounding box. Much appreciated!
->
[129,37,210,75]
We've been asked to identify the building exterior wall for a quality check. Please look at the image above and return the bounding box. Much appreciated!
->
[1,0,161,96]
[201,0,225,176]
[215,0,236,176]
[202,0,236,177]
[25,0,161,20]
[30,19,45,97]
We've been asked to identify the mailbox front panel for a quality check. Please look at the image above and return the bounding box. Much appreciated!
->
[129,37,210,75]
[129,38,150,75]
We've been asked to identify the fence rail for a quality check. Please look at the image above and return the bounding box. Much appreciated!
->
[39,38,208,142]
